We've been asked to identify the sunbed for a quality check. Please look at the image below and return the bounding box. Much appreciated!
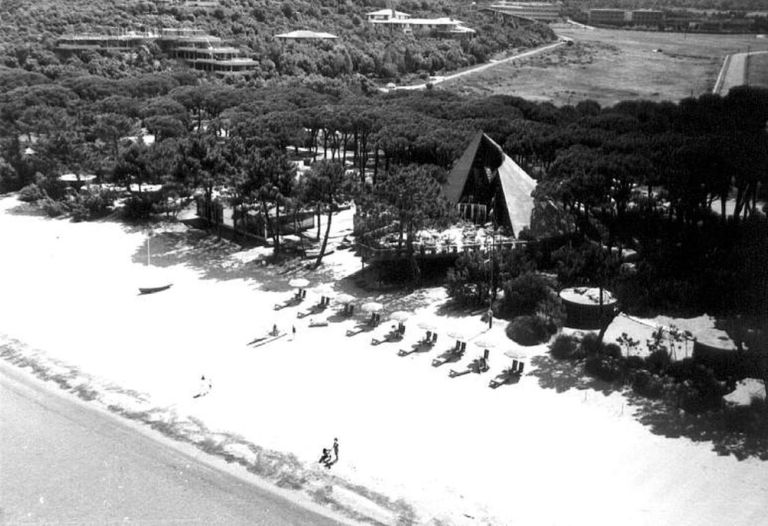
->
[371,325,404,345]
[345,313,379,336]
[431,341,466,367]
[488,360,525,388]
[398,331,438,356]
[274,290,304,310]
[450,349,490,378]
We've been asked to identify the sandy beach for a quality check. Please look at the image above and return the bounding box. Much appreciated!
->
[1,194,766,525]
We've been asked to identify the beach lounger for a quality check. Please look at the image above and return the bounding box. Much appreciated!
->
[450,349,490,378]
[398,332,437,356]
[297,299,328,318]
[431,341,466,367]
[372,326,403,345]
[274,293,304,310]
[309,320,329,328]
[489,360,525,388]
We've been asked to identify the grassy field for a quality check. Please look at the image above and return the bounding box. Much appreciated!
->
[440,25,768,107]
[747,52,768,89]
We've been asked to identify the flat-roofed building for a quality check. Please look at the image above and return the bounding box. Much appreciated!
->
[55,30,157,53]
[630,9,663,26]
[366,9,411,22]
[488,2,561,22]
[275,30,339,40]
[369,14,475,38]
[588,8,626,26]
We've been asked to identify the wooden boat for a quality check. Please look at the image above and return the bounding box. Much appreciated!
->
[139,284,173,295]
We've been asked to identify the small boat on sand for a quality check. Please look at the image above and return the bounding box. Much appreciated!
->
[138,232,172,295]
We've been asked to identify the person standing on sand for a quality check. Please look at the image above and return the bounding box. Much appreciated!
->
[292,325,296,339]
[333,438,339,462]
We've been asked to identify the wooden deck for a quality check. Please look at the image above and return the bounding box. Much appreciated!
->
[357,240,527,263]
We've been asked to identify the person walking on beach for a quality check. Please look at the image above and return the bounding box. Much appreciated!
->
[292,325,296,340]
[332,438,339,462]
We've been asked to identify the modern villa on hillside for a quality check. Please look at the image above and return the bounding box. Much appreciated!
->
[55,27,258,74]
[366,8,476,37]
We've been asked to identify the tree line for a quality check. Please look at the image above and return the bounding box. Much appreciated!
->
[1,65,767,319]
[0,0,554,82]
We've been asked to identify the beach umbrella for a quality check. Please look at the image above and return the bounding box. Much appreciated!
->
[361,301,383,313]
[289,278,309,288]
[417,320,438,331]
[473,339,496,349]
[334,293,355,304]
[389,311,410,322]
[447,330,466,341]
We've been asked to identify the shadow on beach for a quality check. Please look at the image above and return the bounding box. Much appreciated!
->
[529,354,768,461]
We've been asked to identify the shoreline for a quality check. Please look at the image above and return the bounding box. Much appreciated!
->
[0,357,360,526]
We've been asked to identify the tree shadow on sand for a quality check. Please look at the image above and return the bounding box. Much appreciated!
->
[529,355,768,461]
[131,229,297,291]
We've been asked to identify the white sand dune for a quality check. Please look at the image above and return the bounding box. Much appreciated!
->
[1,195,766,525]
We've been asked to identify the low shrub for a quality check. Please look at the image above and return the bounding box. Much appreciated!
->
[579,332,603,356]
[550,334,579,360]
[666,358,696,382]
[536,294,566,333]
[625,355,645,370]
[122,194,155,221]
[70,187,116,222]
[18,183,45,203]
[41,197,68,217]
[506,315,550,346]
[645,349,671,374]
[584,355,623,382]
[500,272,553,318]
[632,370,664,399]
[602,343,622,359]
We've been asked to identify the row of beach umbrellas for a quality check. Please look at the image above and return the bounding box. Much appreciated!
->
[285,277,525,358]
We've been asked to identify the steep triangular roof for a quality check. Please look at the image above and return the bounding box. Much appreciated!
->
[443,132,536,236]
[442,131,484,205]
[494,145,537,236]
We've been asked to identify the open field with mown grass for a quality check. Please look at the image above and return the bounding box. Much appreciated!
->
[440,25,768,107]
[747,52,768,89]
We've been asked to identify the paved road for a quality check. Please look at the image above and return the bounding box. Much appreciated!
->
[389,39,568,91]
[713,50,768,95]
[0,364,347,526]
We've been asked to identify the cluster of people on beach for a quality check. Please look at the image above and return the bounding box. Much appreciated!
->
[318,438,339,469]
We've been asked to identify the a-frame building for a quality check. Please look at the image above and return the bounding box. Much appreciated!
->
[442,132,536,237]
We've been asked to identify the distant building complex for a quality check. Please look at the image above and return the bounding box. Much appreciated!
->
[366,9,475,37]
[55,27,258,75]
[487,2,561,22]
[588,9,664,27]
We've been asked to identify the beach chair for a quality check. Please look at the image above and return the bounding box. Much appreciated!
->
[489,360,525,388]
[372,325,403,345]
[432,341,466,367]
[450,349,490,378]
[398,332,437,357]
[297,297,328,318]
[274,291,304,310]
